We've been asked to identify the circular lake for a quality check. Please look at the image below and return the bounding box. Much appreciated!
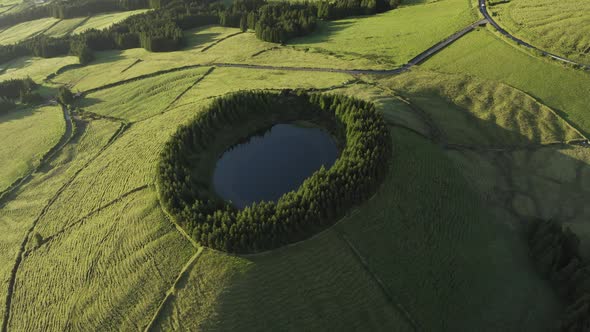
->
[213,123,338,208]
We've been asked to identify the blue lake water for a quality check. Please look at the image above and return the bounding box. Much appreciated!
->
[213,123,338,208]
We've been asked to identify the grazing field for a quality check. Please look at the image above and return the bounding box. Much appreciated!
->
[490,0,590,63]
[8,189,194,331]
[374,69,584,146]
[0,105,64,194]
[0,56,79,82]
[69,9,150,35]
[423,28,590,136]
[42,17,87,37]
[0,117,121,328]
[290,0,477,66]
[0,17,59,45]
[447,145,590,256]
[78,67,214,122]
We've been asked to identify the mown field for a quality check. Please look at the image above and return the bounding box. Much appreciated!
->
[0,17,59,45]
[0,0,589,330]
[0,105,64,194]
[489,0,590,63]
[423,28,590,136]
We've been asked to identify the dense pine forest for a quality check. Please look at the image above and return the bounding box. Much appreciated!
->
[0,0,400,64]
[157,90,391,253]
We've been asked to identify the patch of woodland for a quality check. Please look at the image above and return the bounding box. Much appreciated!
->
[0,77,43,114]
[157,90,391,253]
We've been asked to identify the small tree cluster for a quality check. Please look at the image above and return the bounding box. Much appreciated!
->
[0,77,42,108]
[57,86,74,107]
[528,219,590,331]
[158,90,391,253]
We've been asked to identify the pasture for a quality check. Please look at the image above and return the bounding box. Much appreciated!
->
[0,17,59,45]
[0,105,64,194]
[490,0,590,63]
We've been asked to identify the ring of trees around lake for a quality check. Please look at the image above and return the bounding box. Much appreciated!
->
[157,90,391,253]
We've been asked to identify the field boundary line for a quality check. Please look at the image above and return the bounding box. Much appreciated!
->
[66,16,92,36]
[143,248,203,332]
[30,185,150,252]
[161,67,216,113]
[335,232,422,332]
[200,31,244,52]
[31,19,63,39]
[120,58,143,73]
[498,82,590,141]
[1,118,128,332]
[155,186,200,249]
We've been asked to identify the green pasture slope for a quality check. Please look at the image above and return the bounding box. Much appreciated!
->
[0,0,589,330]
[489,0,590,63]
[0,105,64,194]
[0,17,59,45]
[290,0,477,66]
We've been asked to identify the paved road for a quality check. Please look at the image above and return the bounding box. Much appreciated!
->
[478,0,590,70]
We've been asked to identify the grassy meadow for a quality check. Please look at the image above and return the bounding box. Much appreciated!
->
[490,0,590,63]
[289,0,477,66]
[423,28,590,136]
[69,9,150,35]
[0,105,64,193]
[0,55,79,82]
[0,17,59,45]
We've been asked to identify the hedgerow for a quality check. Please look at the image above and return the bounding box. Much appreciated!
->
[157,90,391,253]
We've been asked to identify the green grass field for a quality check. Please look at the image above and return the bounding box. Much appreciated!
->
[0,55,79,83]
[42,16,87,37]
[490,0,590,63]
[289,0,477,66]
[0,105,64,193]
[69,9,149,35]
[0,17,59,45]
[423,28,590,136]
[0,1,588,330]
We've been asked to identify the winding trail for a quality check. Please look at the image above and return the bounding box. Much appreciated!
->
[479,0,590,70]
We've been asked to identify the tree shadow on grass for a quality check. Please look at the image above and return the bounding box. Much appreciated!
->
[288,20,355,45]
